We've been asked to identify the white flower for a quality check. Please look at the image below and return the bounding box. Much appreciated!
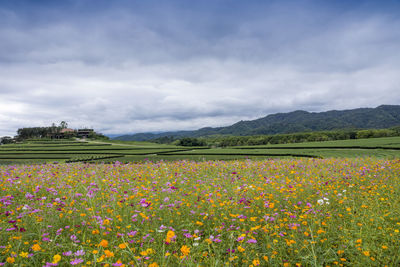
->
[193,242,199,246]
[317,199,324,205]
[194,237,201,241]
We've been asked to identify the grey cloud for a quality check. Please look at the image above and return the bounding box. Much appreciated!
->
[1,1,400,136]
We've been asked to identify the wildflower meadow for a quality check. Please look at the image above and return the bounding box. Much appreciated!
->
[1,158,399,266]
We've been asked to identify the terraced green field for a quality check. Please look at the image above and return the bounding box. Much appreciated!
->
[1,136,400,164]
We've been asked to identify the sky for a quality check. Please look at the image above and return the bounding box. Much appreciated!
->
[1,0,400,137]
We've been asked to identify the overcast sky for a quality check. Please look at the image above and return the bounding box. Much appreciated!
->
[1,0,400,136]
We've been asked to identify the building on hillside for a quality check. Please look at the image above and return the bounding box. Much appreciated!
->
[77,129,94,138]
[51,128,76,139]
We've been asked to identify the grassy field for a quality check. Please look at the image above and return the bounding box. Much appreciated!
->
[1,136,400,164]
[1,158,399,266]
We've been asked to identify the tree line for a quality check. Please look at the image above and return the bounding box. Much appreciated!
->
[152,126,400,147]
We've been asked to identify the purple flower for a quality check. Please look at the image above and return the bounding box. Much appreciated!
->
[74,249,85,256]
[127,230,137,237]
[70,258,84,265]
[63,251,72,256]
[43,262,58,267]
[246,239,257,244]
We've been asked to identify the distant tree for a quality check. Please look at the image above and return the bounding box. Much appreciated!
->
[60,121,68,129]
[177,137,206,146]
[0,136,14,144]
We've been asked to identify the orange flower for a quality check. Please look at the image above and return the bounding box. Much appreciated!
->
[181,245,190,256]
[104,249,114,257]
[99,239,109,248]
[32,244,41,251]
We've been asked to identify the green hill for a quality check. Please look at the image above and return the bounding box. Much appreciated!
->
[114,105,400,141]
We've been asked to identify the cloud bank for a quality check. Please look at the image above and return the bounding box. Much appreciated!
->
[1,0,399,136]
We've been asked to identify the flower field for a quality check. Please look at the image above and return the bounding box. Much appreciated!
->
[1,158,400,266]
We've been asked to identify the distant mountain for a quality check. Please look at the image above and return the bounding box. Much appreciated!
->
[114,105,400,141]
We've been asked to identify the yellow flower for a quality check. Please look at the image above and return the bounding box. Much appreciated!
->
[92,250,98,254]
[53,254,61,263]
[149,263,159,267]
[252,259,260,266]
[6,257,15,264]
[166,230,175,243]
[237,246,245,252]
[99,239,108,248]
[181,245,190,256]
[363,251,370,257]
[19,251,29,258]
[32,244,41,251]
[140,251,148,256]
[118,243,127,249]
[166,230,175,238]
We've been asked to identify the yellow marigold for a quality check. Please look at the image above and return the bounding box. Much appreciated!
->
[6,257,15,264]
[165,230,175,243]
[252,259,260,266]
[237,246,245,252]
[19,252,29,258]
[99,239,109,248]
[53,254,61,263]
[166,230,175,238]
[140,251,148,256]
[149,263,159,267]
[118,243,127,249]
[181,245,190,256]
[32,244,41,251]
[363,251,370,257]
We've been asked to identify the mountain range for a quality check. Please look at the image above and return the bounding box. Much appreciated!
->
[114,105,400,141]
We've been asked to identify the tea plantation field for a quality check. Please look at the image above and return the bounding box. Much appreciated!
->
[1,136,400,165]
